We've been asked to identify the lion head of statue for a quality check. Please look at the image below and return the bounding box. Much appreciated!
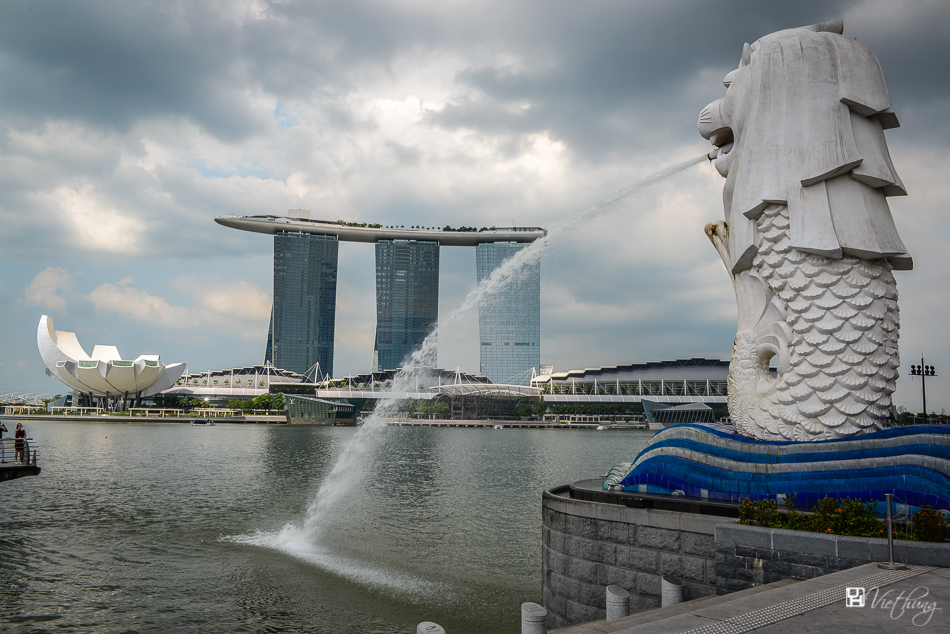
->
[698,20,911,274]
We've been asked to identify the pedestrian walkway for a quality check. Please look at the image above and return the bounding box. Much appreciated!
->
[552,563,947,633]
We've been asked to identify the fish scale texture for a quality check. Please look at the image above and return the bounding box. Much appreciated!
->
[729,204,900,441]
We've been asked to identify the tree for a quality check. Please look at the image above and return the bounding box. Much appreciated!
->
[271,393,285,411]
[532,400,548,419]
[251,394,272,410]
[516,403,533,417]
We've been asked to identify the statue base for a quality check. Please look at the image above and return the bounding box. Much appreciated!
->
[605,424,950,512]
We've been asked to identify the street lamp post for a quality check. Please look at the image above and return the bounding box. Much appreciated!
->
[909,358,937,421]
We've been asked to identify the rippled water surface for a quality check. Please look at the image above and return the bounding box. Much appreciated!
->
[0,420,651,633]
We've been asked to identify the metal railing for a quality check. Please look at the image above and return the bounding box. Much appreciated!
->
[0,437,38,466]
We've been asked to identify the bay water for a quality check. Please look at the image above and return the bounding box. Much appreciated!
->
[0,420,651,633]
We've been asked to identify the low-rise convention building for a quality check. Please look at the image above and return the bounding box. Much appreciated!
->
[530,358,730,404]
[161,364,314,407]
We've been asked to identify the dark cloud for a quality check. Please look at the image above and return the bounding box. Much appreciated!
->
[428,0,950,159]
[1,0,945,152]
[0,0,948,412]
[0,2,261,140]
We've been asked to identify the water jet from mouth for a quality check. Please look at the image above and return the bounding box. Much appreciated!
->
[236,153,708,576]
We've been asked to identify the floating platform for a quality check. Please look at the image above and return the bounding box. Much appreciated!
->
[0,463,41,482]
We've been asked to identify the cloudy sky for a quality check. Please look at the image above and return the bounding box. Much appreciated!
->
[2,0,948,413]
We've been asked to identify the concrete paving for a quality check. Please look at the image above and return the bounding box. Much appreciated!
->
[551,564,949,633]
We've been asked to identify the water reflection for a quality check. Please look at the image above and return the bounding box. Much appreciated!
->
[1,420,651,633]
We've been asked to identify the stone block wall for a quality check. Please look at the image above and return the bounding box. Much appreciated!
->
[542,485,722,629]
[716,523,950,593]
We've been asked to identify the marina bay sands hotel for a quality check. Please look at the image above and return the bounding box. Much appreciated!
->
[216,211,545,385]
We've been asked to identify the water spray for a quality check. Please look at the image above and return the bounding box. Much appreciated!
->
[299,153,708,538]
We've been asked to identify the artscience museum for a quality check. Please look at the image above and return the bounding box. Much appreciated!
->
[37,315,186,409]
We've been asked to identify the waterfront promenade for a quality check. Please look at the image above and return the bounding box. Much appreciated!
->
[3,412,649,429]
[1,413,286,424]
[387,419,647,429]
[551,563,947,632]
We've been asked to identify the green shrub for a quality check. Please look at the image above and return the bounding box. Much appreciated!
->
[738,498,754,525]
[838,498,884,537]
[737,497,783,528]
[913,506,948,542]
[736,495,944,542]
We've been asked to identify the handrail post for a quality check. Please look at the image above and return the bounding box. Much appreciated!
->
[661,576,683,607]
[878,493,908,570]
[606,585,630,621]
[521,602,547,634]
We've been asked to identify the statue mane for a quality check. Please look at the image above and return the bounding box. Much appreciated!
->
[699,21,911,274]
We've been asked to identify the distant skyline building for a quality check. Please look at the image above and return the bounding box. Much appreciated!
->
[476,242,541,385]
[215,212,546,380]
[373,240,440,372]
[265,231,339,377]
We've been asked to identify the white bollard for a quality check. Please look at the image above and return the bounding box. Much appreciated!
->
[605,585,630,621]
[661,576,683,607]
[417,622,446,634]
[521,602,548,634]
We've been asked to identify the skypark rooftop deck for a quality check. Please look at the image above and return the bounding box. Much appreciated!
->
[215,214,547,246]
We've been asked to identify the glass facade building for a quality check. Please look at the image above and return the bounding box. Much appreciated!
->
[374,240,439,371]
[266,231,339,377]
[476,242,540,385]
[217,212,546,382]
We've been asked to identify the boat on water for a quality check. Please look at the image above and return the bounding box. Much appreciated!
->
[190,419,215,426]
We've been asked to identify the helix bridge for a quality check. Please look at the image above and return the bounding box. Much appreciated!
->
[0,392,58,407]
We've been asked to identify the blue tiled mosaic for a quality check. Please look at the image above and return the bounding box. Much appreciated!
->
[605,424,950,512]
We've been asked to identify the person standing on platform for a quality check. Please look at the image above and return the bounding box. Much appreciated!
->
[14,423,26,464]
[0,421,6,463]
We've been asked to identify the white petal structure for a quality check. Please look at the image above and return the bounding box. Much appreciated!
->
[37,315,185,397]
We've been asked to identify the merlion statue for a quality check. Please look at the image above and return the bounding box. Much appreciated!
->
[698,20,910,441]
